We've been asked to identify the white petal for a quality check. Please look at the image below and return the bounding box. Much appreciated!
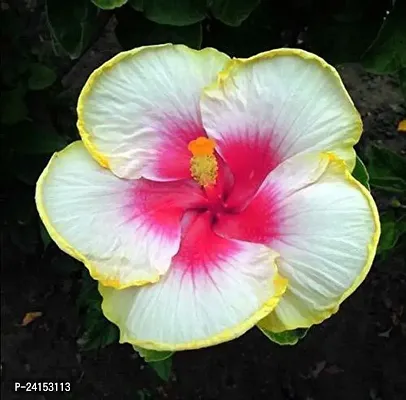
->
[36,142,205,289]
[213,153,379,331]
[257,154,380,331]
[201,48,362,177]
[77,44,229,180]
[99,213,287,350]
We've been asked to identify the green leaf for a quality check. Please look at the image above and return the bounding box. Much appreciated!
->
[39,222,52,249]
[133,345,173,362]
[133,344,173,381]
[362,0,406,73]
[91,0,128,10]
[78,321,119,351]
[365,144,406,193]
[378,210,406,253]
[203,1,284,58]
[352,155,370,190]
[77,272,119,350]
[77,273,102,308]
[143,0,206,26]
[307,0,391,65]
[27,63,57,91]
[259,326,308,346]
[149,357,172,382]
[369,176,406,194]
[46,0,99,59]
[128,0,143,11]
[6,123,67,154]
[209,0,260,27]
[0,85,28,125]
[115,8,202,49]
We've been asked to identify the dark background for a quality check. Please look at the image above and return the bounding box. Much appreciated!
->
[1,1,406,399]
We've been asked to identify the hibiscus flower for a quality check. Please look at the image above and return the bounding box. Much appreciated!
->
[36,45,380,351]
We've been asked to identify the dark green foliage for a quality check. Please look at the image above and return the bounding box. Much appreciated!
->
[209,0,261,27]
[92,0,128,10]
[115,7,203,49]
[353,155,371,190]
[362,0,406,74]
[259,327,309,345]
[203,0,284,57]
[133,346,174,362]
[128,0,144,12]
[378,210,406,257]
[76,272,119,351]
[143,0,207,26]
[365,144,406,194]
[363,145,406,257]
[148,358,173,382]
[133,345,174,381]
[307,0,393,65]
[46,0,100,59]
[27,63,57,91]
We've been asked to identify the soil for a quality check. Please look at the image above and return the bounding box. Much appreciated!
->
[1,20,406,400]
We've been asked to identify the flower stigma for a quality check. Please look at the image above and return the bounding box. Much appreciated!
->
[188,137,218,187]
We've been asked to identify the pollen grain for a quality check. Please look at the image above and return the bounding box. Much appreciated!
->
[188,137,218,186]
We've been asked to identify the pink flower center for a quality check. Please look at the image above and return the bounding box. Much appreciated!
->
[187,137,246,225]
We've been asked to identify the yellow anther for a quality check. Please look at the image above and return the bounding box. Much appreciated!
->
[188,137,218,186]
[188,137,216,156]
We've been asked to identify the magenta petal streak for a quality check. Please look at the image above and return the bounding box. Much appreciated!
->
[123,139,283,278]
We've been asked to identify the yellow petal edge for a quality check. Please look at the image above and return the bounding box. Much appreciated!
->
[35,141,161,289]
[99,256,288,351]
[258,153,381,333]
[76,43,229,171]
[204,48,363,172]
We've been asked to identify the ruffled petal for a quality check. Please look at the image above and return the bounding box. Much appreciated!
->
[77,44,229,181]
[215,153,380,331]
[36,142,206,289]
[201,49,362,207]
[99,212,287,351]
